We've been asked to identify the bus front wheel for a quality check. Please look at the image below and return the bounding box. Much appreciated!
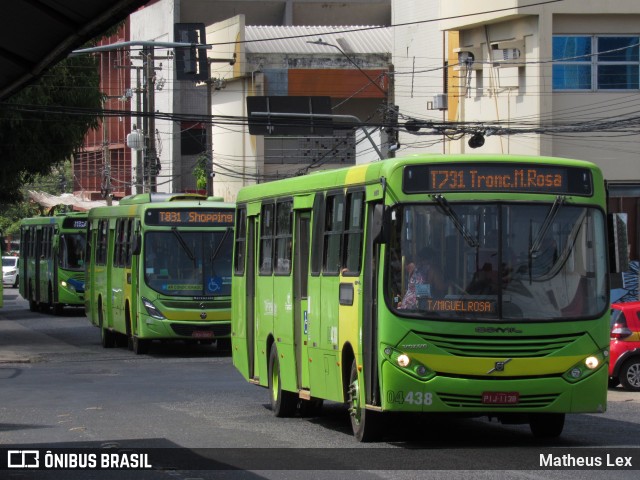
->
[268,343,297,417]
[348,359,381,442]
[529,413,565,438]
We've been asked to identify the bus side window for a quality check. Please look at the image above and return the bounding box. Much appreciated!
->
[233,207,247,276]
[342,190,364,275]
[310,193,325,276]
[274,200,293,275]
[323,192,345,274]
[259,203,274,275]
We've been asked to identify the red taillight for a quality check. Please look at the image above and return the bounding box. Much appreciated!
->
[611,323,633,340]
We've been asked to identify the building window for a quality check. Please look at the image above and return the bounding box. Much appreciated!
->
[553,36,640,91]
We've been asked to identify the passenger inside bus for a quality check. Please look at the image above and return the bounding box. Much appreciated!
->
[398,247,447,309]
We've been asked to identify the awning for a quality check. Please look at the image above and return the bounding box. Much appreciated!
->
[27,191,117,211]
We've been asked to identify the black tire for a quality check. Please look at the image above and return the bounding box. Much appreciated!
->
[29,299,38,312]
[529,413,565,438]
[52,303,64,316]
[619,358,640,392]
[268,343,297,417]
[132,336,149,355]
[217,338,232,351]
[99,306,115,348]
[608,377,620,389]
[101,327,115,348]
[348,358,381,442]
[299,398,323,417]
[13,275,18,288]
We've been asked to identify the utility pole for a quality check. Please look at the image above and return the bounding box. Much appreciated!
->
[134,65,144,194]
[206,75,214,197]
[101,99,112,205]
[205,55,236,197]
[143,44,157,193]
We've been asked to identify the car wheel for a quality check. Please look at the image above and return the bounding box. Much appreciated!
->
[619,358,640,392]
[13,275,18,288]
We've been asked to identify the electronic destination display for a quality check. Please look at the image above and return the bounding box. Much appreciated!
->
[145,208,235,227]
[403,164,593,196]
[62,218,88,229]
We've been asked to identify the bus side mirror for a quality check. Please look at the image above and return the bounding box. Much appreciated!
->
[608,213,629,291]
[132,233,142,255]
[608,213,629,273]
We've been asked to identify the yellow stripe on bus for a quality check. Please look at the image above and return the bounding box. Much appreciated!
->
[412,353,586,376]
[344,165,368,185]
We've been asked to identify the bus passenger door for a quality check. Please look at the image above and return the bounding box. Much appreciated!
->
[246,215,257,380]
[294,211,311,389]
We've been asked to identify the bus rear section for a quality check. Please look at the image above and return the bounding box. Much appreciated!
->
[86,193,235,354]
[231,155,613,442]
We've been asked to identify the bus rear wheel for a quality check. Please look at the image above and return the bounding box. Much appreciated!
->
[132,337,149,355]
[98,300,115,348]
[529,413,565,438]
[268,343,297,417]
[348,359,381,442]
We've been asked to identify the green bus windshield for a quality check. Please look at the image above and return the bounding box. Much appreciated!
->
[59,233,86,271]
[144,230,232,297]
[387,202,607,320]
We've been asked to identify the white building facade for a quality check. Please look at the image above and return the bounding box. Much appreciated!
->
[392,0,640,261]
[128,0,391,196]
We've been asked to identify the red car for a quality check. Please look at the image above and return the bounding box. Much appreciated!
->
[609,301,640,391]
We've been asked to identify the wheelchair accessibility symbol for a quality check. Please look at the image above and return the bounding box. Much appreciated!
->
[207,276,223,293]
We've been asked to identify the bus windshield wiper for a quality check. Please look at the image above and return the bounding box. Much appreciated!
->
[210,227,232,264]
[529,195,565,255]
[171,227,195,264]
[431,194,478,248]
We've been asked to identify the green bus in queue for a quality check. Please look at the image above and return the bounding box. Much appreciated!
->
[19,212,87,314]
[231,154,614,441]
[85,193,235,354]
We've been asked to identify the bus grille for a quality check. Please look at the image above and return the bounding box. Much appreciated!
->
[417,332,583,357]
[163,300,231,309]
[170,324,231,337]
[438,392,560,409]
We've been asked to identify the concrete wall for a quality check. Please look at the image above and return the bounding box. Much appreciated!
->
[130,1,178,193]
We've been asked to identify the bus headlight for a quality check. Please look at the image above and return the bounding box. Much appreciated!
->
[382,344,434,380]
[142,297,166,320]
[585,356,599,369]
[562,350,607,383]
[397,354,410,368]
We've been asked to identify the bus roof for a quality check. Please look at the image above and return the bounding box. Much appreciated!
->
[87,195,235,221]
[20,211,88,227]
[119,192,209,205]
[236,154,603,203]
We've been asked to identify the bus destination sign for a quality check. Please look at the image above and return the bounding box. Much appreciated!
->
[145,208,235,227]
[403,164,593,196]
[62,218,88,229]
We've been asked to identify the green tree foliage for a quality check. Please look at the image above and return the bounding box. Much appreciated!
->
[193,155,209,190]
[0,54,103,203]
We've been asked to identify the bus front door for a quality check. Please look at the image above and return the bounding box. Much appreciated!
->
[294,211,311,389]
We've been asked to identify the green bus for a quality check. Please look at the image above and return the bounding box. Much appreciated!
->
[19,212,88,314]
[85,193,235,354]
[231,154,613,441]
